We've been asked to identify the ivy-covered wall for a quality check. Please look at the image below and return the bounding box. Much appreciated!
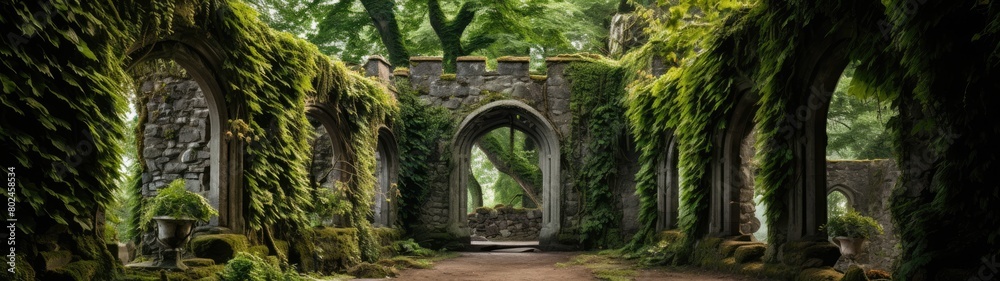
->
[1,0,396,279]
[621,0,1000,279]
[395,55,639,250]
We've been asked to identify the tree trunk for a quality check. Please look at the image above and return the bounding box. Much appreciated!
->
[475,136,541,207]
[360,0,410,68]
[468,170,484,208]
[427,0,477,72]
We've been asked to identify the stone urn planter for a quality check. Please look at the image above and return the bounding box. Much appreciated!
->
[152,216,197,270]
[831,236,866,258]
[140,179,218,270]
[823,210,883,264]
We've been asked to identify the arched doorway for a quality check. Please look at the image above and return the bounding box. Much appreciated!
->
[711,90,766,241]
[656,135,680,231]
[372,127,399,227]
[449,100,561,246]
[127,40,231,228]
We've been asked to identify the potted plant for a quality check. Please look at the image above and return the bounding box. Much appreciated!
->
[823,210,884,259]
[141,179,218,270]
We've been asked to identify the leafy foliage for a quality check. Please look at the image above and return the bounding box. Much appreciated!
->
[565,57,630,249]
[393,79,453,232]
[826,64,895,160]
[2,0,398,275]
[823,210,883,239]
[140,179,219,226]
[219,252,302,281]
[474,128,542,208]
[620,0,1000,277]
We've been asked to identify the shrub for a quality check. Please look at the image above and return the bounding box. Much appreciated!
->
[140,179,218,227]
[218,252,301,281]
[823,210,883,239]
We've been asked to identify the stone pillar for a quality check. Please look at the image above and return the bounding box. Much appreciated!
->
[409,56,443,93]
[364,55,392,84]
[456,56,486,77]
[544,57,580,137]
[497,56,530,78]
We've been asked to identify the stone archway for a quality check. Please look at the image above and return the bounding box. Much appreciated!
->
[656,134,680,231]
[449,100,561,246]
[710,90,761,237]
[128,39,232,229]
[373,126,399,227]
[305,104,348,187]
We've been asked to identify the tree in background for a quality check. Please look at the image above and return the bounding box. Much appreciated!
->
[246,0,617,69]
[826,63,896,160]
[469,127,542,209]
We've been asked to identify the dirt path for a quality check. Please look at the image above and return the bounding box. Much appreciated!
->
[385,252,759,281]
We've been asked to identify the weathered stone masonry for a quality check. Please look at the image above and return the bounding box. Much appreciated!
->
[140,75,213,203]
[826,159,899,271]
[468,207,543,241]
[400,56,642,247]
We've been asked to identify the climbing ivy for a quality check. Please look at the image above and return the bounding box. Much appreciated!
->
[1,0,398,276]
[393,79,453,233]
[621,0,1000,278]
[565,57,630,249]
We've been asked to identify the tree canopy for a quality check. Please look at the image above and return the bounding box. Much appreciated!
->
[247,0,618,70]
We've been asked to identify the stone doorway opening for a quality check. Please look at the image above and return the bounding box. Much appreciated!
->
[107,56,228,265]
[449,100,561,247]
[466,126,543,244]
[305,111,347,227]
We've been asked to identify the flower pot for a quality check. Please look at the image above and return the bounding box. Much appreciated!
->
[152,216,196,270]
[832,236,866,258]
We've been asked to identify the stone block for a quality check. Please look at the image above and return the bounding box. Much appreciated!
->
[733,244,766,263]
[190,234,249,264]
[497,57,529,77]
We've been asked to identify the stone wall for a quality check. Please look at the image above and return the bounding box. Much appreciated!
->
[739,130,761,236]
[140,75,213,200]
[307,120,336,189]
[826,159,900,271]
[468,206,542,241]
[401,56,639,246]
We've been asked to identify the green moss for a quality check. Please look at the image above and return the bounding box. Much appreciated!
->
[377,257,432,269]
[272,240,289,258]
[497,56,530,62]
[248,245,269,257]
[566,58,630,249]
[183,258,217,267]
[841,265,870,281]
[187,265,226,279]
[795,267,844,281]
[373,228,403,245]
[346,262,397,278]
[719,241,759,257]
[391,239,436,257]
[733,244,766,264]
[289,228,362,273]
[529,75,547,81]
[41,250,73,270]
[51,260,100,281]
[190,234,250,264]
[440,73,456,80]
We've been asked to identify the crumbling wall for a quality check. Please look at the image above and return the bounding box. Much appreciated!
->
[403,56,639,246]
[140,75,212,200]
[468,206,542,241]
[826,159,900,271]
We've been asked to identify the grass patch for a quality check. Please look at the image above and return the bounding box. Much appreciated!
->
[558,252,639,281]
[378,256,433,269]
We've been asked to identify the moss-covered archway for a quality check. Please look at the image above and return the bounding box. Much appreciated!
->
[128,38,234,229]
[373,126,399,227]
